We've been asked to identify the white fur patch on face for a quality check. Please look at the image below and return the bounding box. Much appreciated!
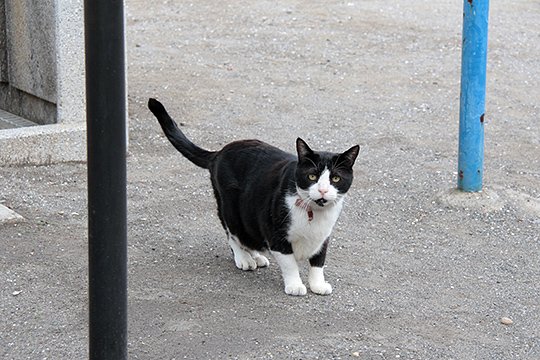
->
[308,168,338,202]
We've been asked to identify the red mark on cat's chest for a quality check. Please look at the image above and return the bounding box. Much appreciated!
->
[295,198,314,221]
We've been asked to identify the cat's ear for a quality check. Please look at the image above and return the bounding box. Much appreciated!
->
[340,145,360,167]
[296,138,314,160]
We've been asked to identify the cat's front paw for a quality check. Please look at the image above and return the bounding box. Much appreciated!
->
[284,283,307,296]
[309,281,333,295]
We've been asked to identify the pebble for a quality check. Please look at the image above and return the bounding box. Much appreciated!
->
[500,317,513,325]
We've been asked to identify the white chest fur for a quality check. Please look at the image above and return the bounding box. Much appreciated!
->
[285,195,344,261]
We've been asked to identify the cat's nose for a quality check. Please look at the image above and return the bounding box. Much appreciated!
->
[319,188,328,196]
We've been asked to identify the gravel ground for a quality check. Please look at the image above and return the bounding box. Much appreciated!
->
[1,0,539,359]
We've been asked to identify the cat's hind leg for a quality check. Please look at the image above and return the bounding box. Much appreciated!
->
[228,233,258,271]
[250,251,270,268]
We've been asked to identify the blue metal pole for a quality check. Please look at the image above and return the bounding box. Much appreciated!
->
[457,0,490,192]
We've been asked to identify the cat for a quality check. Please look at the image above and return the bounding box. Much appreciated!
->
[148,98,359,296]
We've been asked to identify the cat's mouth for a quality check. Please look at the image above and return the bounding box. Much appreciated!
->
[314,198,328,207]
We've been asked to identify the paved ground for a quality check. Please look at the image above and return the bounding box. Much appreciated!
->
[1,0,539,359]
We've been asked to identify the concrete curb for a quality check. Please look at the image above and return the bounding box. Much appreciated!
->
[0,123,86,166]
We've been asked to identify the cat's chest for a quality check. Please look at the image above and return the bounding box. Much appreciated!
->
[285,195,343,261]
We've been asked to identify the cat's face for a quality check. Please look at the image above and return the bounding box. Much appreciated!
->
[295,138,359,207]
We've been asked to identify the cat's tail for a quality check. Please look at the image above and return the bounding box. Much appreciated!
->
[148,98,216,169]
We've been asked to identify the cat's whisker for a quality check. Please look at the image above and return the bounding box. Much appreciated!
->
[279,198,301,226]
[304,198,315,209]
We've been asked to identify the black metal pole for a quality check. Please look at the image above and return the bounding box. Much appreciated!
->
[84,0,127,359]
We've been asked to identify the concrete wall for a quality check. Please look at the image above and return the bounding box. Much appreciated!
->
[0,1,7,81]
[1,0,58,125]
[7,0,57,103]
[55,0,86,125]
[0,0,87,165]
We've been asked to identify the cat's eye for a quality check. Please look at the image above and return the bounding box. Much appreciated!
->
[308,174,317,181]
[331,176,341,183]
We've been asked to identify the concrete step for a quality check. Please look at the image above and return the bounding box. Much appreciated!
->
[0,109,38,130]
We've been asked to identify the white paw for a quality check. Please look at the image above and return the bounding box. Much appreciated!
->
[284,283,307,296]
[253,254,270,268]
[310,281,333,295]
[234,255,257,271]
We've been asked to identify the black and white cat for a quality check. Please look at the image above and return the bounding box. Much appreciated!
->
[148,98,359,296]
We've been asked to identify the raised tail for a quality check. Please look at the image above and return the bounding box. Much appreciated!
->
[148,98,215,169]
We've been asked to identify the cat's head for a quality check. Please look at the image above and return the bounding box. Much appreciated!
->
[295,138,359,207]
